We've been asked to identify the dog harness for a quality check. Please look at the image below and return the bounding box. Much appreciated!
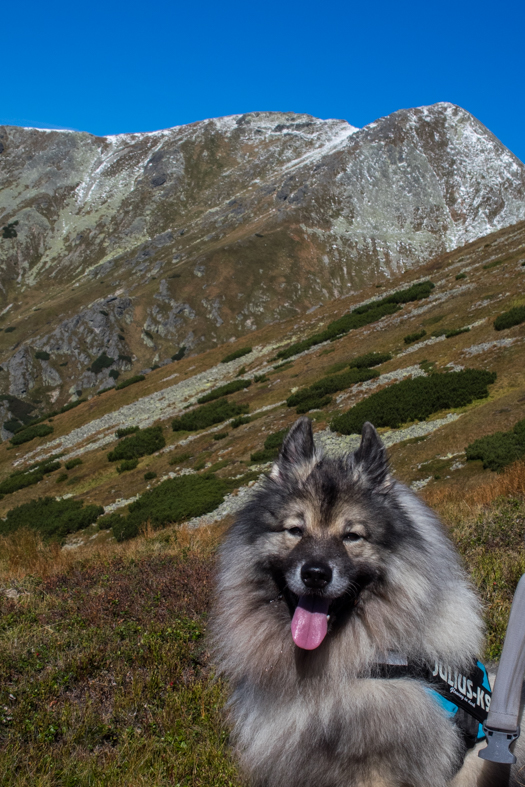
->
[373,656,491,749]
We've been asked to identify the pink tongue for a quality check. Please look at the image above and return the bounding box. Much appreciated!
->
[291,596,330,650]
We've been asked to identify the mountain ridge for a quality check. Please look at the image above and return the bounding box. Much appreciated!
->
[1,102,524,415]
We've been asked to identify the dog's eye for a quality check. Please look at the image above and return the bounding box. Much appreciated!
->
[343,532,363,542]
[287,527,303,537]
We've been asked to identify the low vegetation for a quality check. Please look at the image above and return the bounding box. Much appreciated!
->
[331,369,497,434]
[276,281,435,360]
[89,352,114,374]
[172,399,249,433]
[110,473,231,541]
[115,374,146,390]
[287,367,380,413]
[466,418,525,471]
[10,423,53,446]
[107,426,165,462]
[494,305,525,331]
[115,426,139,438]
[250,428,288,463]
[404,329,426,344]
[221,346,252,363]
[197,379,252,404]
[0,497,103,541]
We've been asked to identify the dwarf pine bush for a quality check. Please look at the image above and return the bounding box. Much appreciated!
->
[404,329,426,345]
[276,282,435,360]
[111,473,231,541]
[115,374,146,390]
[287,367,379,412]
[10,423,53,445]
[172,399,249,432]
[494,306,525,331]
[221,346,252,363]
[197,378,252,404]
[107,426,165,462]
[250,428,289,462]
[331,369,497,434]
[0,496,104,541]
[89,352,114,374]
[465,419,525,471]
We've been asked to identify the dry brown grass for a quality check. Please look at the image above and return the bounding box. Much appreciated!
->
[0,518,230,584]
[424,459,525,510]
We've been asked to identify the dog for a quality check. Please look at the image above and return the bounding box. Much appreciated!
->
[210,417,524,786]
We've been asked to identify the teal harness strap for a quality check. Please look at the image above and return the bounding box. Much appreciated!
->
[374,659,492,749]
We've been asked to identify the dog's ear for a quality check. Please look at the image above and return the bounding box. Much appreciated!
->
[348,422,392,493]
[270,416,318,483]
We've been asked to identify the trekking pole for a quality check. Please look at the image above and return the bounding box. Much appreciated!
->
[479,573,525,764]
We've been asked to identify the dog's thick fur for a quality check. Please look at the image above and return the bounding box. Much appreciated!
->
[211,418,524,786]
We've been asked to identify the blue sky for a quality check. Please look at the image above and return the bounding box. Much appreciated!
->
[3,0,524,162]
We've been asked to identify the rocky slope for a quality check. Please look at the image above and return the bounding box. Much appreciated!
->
[0,102,524,415]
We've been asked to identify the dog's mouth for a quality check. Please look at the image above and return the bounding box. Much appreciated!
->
[290,595,331,650]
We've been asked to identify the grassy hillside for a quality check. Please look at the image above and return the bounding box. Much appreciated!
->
[1,218,525,784]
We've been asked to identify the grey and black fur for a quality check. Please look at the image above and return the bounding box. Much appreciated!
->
[211,418,524,787]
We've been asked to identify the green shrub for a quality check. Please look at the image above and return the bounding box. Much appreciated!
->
[117,459,139,473]
[111,474,231,541]
[118,354,133,363]
[168,452,192,465]
[0,470,44,496]
[250,428,289,463]
[4,326,16,333]
[231,415,251,428]
[325,361,348,375]
[295,394,332,414]
[276,282,434,360]
[109,369,120,380]
[236,366,246,377]
[465,419,525,471]
[90,352,114,375]
[172,399,249,432]
[108,426,165,462]
[273,361,294,371]
[221,346,252,363]
[213,431,229,440]
[0,497,104,541]
[254,374,268,383]
[445,327,470,338]
[56,472,69,483]
[116,426,139,438]
[35,350,50,360]
[455,272,467,280]
[404,329,427,345]
[40,461,61,474]
[97,512,124,530]
[115,374,146,390]
[287,367,380,411]
[494,306,525,331]
[3,419,23,434]
[144,471,157,480]
[197,378,252,404]
[349,352,392,368]
[60,399,86,413]
[171,346,186,361]
[10,423,53,445]
[483,260,504,270]
[331,369,497,434]
[64,458,83,470]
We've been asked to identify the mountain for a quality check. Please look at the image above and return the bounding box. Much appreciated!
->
[0,102,524,415]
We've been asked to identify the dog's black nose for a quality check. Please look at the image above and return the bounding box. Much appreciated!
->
[301,562,332,589]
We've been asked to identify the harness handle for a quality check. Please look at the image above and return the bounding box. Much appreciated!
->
[479,573,525,764]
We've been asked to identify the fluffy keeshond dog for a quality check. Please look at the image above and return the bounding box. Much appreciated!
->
[211,417,523,787]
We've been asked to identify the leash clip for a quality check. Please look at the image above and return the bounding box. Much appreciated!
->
[478,724,520,764]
